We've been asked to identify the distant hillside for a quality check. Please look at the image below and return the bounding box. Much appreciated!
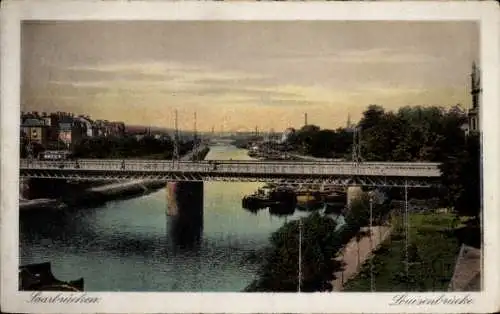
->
[125,125,252,138]
[125,125,210,138]
[125,125,173,134]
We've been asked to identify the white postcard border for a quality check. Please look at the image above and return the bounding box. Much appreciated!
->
[1,1,499,313]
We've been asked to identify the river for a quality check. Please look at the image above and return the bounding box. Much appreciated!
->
[19,145,308,292]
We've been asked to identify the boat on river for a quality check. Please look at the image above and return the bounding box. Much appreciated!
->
[242,187,296,211]
[19,262,84,291]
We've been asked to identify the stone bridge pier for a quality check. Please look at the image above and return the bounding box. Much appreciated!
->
[166,181,204,249]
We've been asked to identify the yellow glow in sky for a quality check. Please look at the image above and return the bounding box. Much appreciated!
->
[21,21,478,132]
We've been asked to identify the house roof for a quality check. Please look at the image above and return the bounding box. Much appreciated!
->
[58,122,73,130]
[77,116,94,124]
[58,117,74,124]
[22,118,46,127]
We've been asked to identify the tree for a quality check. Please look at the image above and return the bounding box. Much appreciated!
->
[72,134,177,159]
[309,129,336,158]
[246,213,342,292]
[358,105,386,131]
[440,133,480,217]
[296,124,321,154]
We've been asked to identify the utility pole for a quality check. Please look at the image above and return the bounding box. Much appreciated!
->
[298,218,302,293]
[369,193,374,292]
[173,109,179,162]
[304,112,308,126]
[404,180,409,280]
[193,111,197,143]
[352,127,362,163]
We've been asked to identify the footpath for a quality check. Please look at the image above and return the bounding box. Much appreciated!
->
[332,226,392,291]
[288,152,343,162]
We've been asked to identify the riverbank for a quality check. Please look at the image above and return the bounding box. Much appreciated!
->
[19,198,65,211]
[343,212,461,291]
[181,145,210,161]
[20,146,211,212]
[20,179,167,211]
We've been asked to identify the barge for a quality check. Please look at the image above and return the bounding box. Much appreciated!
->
[242,187,297,211]
[19,262,84,291]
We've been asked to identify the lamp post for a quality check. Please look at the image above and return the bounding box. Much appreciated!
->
[298,217,302,293]
[369,191,374,292]
[404,180,409,279]
[460,123,470,141]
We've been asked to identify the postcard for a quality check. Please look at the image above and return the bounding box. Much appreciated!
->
[1,0,499,313]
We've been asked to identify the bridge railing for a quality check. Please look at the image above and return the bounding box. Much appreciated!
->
[19,159,441,177]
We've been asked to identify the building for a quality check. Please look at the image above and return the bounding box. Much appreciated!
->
[468,62,481,133]
[42,113,61,142]
[107,121,125,137]
[93,120,125,137]
[58,117,86,148]
[21,118,49,148]
[76,115,96,137]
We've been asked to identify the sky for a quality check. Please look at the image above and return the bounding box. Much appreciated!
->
[21,21,478,132]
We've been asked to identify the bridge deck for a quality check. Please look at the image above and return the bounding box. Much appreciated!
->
[20,159,441,177]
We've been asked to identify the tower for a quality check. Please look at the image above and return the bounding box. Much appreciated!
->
[471,61,481,110]
[304,112,308,126]
[469,62,481,132]
[347,113,352,129]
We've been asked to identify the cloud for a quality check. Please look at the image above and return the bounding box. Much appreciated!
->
[336,48,441,64]
[62,61,266,83]
[48,61,317,107]
[274,47,442,64]
[26,57,471,132]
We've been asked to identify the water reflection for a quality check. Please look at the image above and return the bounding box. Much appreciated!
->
[268,204,295,217]
[167,181,204,250]
[20,145,308,292]
[243,201,346,218]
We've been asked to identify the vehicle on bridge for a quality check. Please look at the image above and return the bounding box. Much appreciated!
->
[39,150,75,161]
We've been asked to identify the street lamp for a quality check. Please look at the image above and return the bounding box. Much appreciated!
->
[368,191,375,292]
[298,217,303,293]
[460,122,470,139]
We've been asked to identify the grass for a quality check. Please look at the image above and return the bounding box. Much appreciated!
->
[343,212,461,292]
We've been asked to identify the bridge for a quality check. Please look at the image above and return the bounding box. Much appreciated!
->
[207,138,235,146]
[19,159,442,187]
